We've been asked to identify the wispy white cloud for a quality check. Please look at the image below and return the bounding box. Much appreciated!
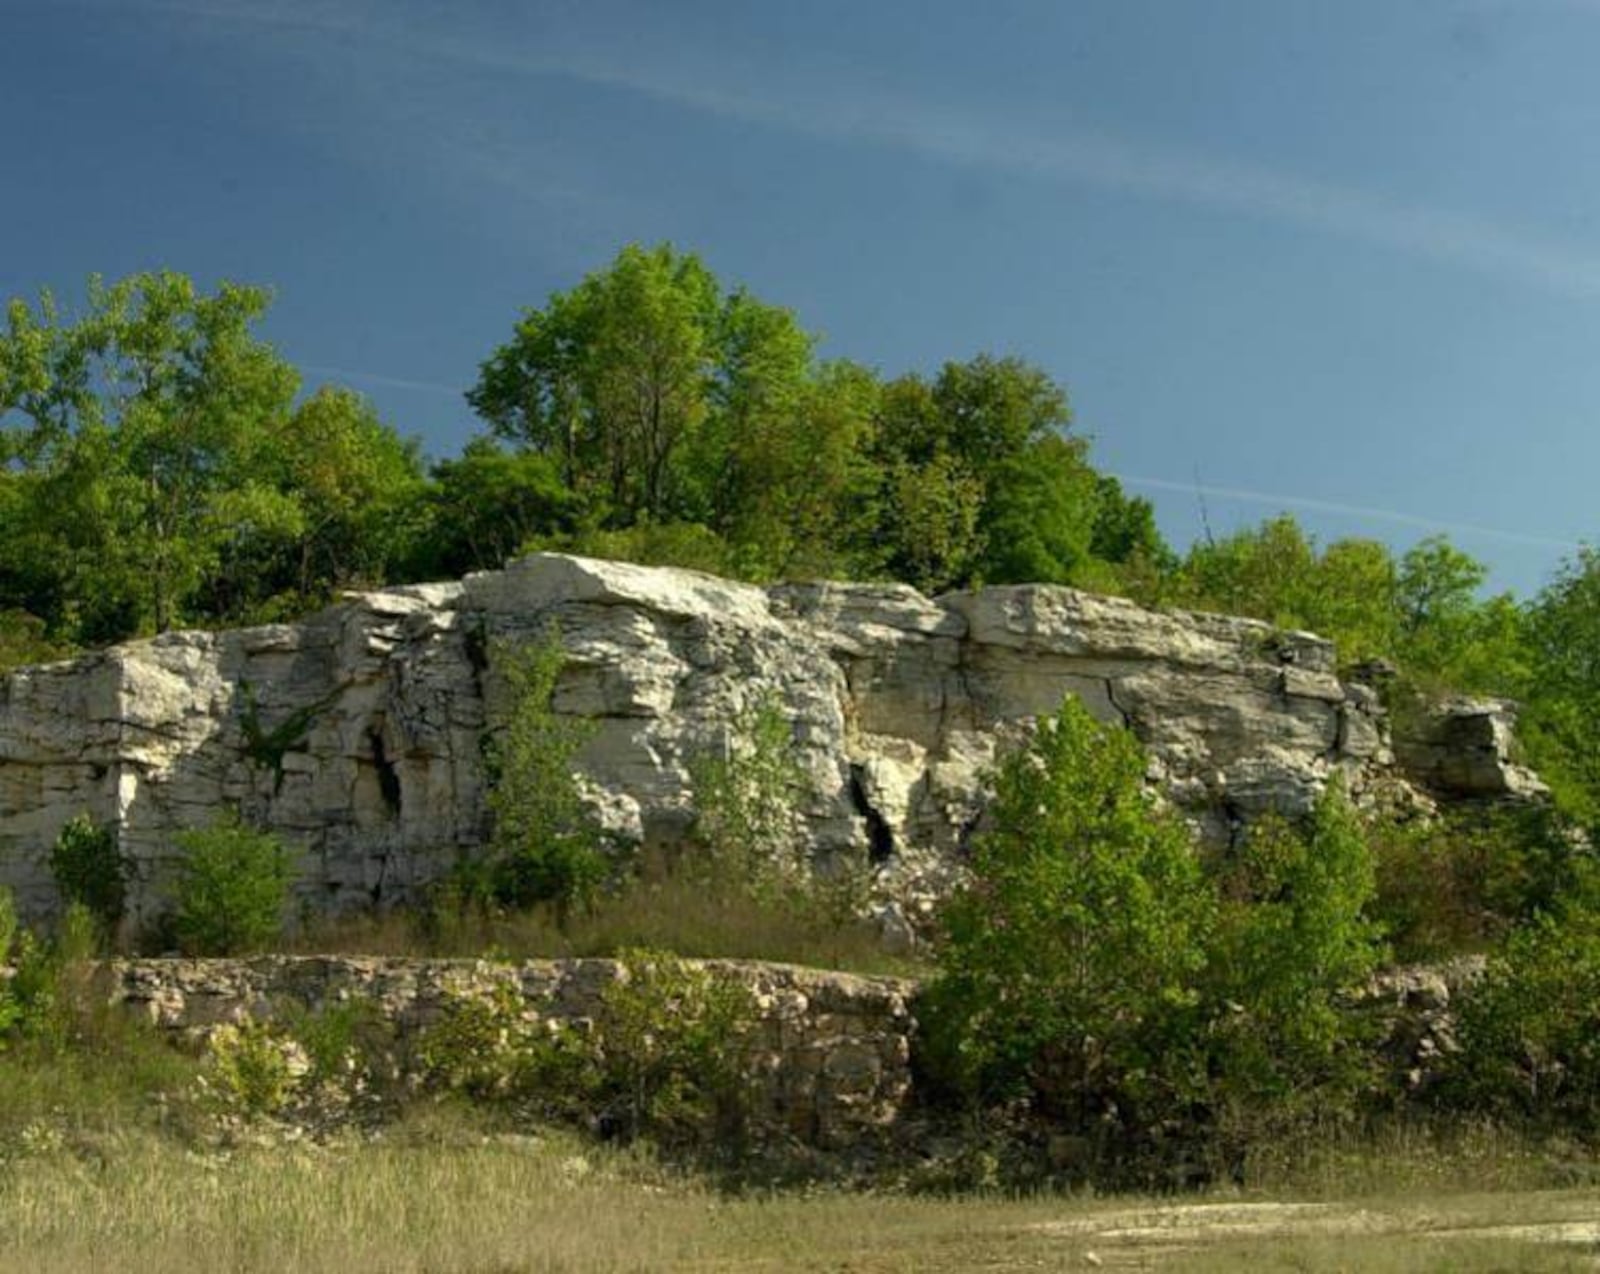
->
[299,363,463,396]
[124,0,361,35]
[526,59,1600,301]
[368,17,1600,302]
[124,0,1600,299]
[1116,473,1583,551]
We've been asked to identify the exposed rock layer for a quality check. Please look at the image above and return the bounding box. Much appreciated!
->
[0,554,1537,920]
[100,954,1479,1147]
[109,955,914,1147]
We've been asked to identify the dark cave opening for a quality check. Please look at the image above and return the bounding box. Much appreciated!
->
[848,766,897,865]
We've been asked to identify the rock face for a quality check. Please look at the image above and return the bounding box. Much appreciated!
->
[108,955,915,1148]
[1393,697,1549,802]
[0,553,1537,922]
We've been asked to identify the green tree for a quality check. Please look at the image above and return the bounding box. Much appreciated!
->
[470,245,725,523]
[871,355,1104,591]
[1205,784,1383,1121]
[48,814,129,940]
[879,450,985,593]
[1175,515,1322,631]
[923,697,1213,1126]
[0,273,301,637]
[1392,536,1526,689]
[976,433,1102,586]
[713,360,883,580]
[1520,546,1600,822]
[1089,475,1172,570]
[1443,908,1600,1135]
[469,243,837,559]
[688,693,810,892]
[269,387,426,600]
[1307,538,1400,663]
[410,439,579,579]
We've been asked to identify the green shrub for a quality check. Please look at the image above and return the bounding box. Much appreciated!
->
[534,520,736,577]
[0,902,100,1053]
[0,886,15,967]
[1203,785,1384,1147]
[413,952,756,1145]
[414,981,561,1102]
[200,1018,307,1120]
[194,999,400,1128]
[1370,805,1598,961]
[171,817,293,955]
[48,814,129,939]
[280,997,394,1090]
[480,632,609,918]
[1441,909,1600,1136]
[597,948,757,1142]
[685,693,871,945]
[0,888,19,1040]
[922,699,1395,1181]
[920,697,1213,1131]
[688,693,810,892]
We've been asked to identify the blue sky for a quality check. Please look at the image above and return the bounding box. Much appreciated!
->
[3,0,1597,594]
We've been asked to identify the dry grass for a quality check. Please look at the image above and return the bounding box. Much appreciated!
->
[2,1113,1598,1273]
[291,871,925,977]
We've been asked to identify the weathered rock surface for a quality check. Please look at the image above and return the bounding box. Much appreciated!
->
[0,553,1538,921]
[1393,697,1549,802]
[107,955,915,1147]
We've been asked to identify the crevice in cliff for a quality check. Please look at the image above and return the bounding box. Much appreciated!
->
[848,765,896,865]
[368,729,403,818]
[1104,677,1133,730]
[464,619,490,701]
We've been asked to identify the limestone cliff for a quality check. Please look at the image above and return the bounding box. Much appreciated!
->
[0,554,1541,921]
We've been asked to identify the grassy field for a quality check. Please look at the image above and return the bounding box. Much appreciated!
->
[1,1019,1597,1271]
[2,1122,1597,1272]
[5,904,1598,1270]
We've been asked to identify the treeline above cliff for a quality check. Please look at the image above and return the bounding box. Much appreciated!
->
[2,248,1598,819]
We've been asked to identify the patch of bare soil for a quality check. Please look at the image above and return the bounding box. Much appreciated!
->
[1030,1197,1600,1268]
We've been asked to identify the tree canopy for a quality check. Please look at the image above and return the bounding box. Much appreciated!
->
[0,272,423,643]
[2,248,1593,835]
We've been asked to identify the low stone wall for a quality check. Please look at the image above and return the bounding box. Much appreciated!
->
[107,956,917,1148]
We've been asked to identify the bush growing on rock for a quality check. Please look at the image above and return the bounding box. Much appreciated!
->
[597,948,758,1143]
[478,632,609,919]
[920,697,1214,1131]
[688,693,811,892]
[199,1019,309,1121]
[414,980,596,1108]
[0,899,102,1052]
[1369,804,1599,961]
[1202,785,1384,1151]
[413,950,756,1146]
[171,817,293,956]
[1440,908,1600,1136]
[0,888,19,1040]
[922,697,1392,1180]
[48,814,129,942]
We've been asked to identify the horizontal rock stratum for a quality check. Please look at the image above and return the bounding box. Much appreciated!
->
[0,554,1542,921]
[99,953,1475,1147]
[109,954,916,1148]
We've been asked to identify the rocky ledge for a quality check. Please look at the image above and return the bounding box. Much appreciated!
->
[109,954,915,1148]
[0,554,1541,921]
